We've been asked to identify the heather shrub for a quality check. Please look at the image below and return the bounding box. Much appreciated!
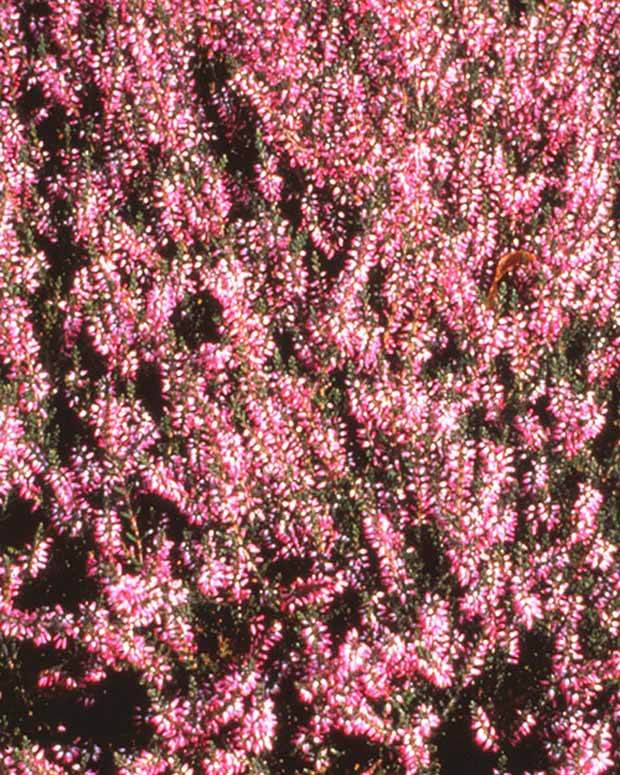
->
[0,1,619,773]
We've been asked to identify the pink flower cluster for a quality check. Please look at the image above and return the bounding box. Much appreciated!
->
[0,0,618,772]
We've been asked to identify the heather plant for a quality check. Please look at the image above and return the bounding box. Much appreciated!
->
[0,0,619,773]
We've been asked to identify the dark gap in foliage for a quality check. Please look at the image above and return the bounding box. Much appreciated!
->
[323,245,349,283]
[220,102,260,181]
[459,613,484,646]
[408,522,450,591]
[359,532,384,585]
[146,142,164,168]
[422,325,461,379]
[279,157,305,234]
[326,587,362,645]
[0,495,40,552]
[0,642,69,745]
[294,184,363,282]
[435,700,498,774]
[481,632,553,773]
[27,277,61,355]
[34,219,87,296]
[192,602,251,666]
[483,48,501,79]
[366,264,388,327]
[589,682,618,722]
[97,751,116,775]
[532,393,553,429]
[578,607,616,661]
[227,181,258,223]
[342,412,369,469]
[23,668,151,753]
[22,1,52,20]
[15,642,72,687]
[464,405,491,440]
[135,361,165,423]
[386,350,404,375]
[193,53,229,113]
[512,144,533,178]
[302,243,328,285]
[114,373,129,398]
[15,534,98,613]
[504,734,551,775]
[36,103,68,161]
[330,368,368,469]
[325,731,393,774]
[172,289,223,350]
[119,154,161,233]
[75,321,107,381]
[194,54,259,182]
[23,63,94,168]
[556,318,592,373]
[133,492,186,548]
[507,0,528,26]
[18,2,52,53]
[78,80,107,168]
[592,376,620,472]
[435,173,464,224]
[208,720,242,755]
[539,184,565,212]
[494,353,519,426]
[265,556,313,585]
[324,207,362,282]
[550,148,568,177]
[158,238,179,261]
[264,630,313,775]
[271,327,312,376]
[118,192,150,235]
[15,82,45,123]
[50,388,89,465]
[28,275,74,397]
[516,625,555,685]
[169,660,191,699]
[77,3,109,49]
[79,81,103,127]
[332,500,360,561]
[476,629,554,739]
[264,684,311,774]
[550,466,582,515]
[84,488,105,514]
[611,184,620,227]
[274,327,295,364]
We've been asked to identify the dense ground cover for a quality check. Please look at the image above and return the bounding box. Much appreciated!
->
[0,0,619,772]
